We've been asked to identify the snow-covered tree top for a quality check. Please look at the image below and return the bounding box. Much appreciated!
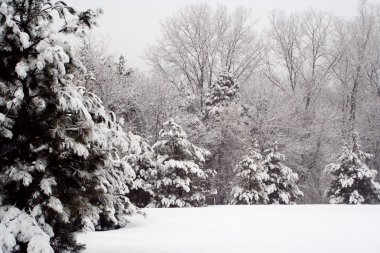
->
[246,140,262,160]
[326,132,373,174]
[159,118,187,139]
[264,141,286,164]
[153,118,210,164]
[205,69,239,110]
[235,142,264,175]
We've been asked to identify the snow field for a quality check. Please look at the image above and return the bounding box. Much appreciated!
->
[79,205,380,253]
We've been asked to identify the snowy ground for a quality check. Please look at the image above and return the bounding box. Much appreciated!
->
[78,205,380,253]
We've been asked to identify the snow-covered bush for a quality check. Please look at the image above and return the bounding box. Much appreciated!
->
[153,119,211,207]
[263,142,303,204]
[230,141,269,204]
[324,132,380,204]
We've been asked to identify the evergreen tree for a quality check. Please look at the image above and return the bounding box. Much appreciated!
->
[84,103,137,232]
[204,69,239,116]
[153,119,211,207]
[263,142,303,204]
[324,132,380,204]
[202,69,245,204]
[117,55,132,76]
[230,141,269,204]
[0,1,136,251]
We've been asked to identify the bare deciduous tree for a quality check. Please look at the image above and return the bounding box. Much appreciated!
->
[332,0,379,135]
[266,10,338,111]
[146,3,263,111]
[266,10,303,93]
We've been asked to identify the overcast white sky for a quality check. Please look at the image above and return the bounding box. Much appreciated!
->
[65,0,380,69]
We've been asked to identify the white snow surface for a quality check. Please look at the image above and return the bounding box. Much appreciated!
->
[79,205,380,253]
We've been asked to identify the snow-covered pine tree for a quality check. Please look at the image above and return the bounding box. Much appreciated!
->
[202,70,242,204]
[324,132,380,204]
[263,142,303,204]
[0,1,136,251]
[153,119,211,207]
[83,97,137,232]
[230,141,269,204]
[204,69,239,116]
[123,132,157,208]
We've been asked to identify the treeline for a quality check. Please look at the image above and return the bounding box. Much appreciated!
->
[83,1,380,204]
